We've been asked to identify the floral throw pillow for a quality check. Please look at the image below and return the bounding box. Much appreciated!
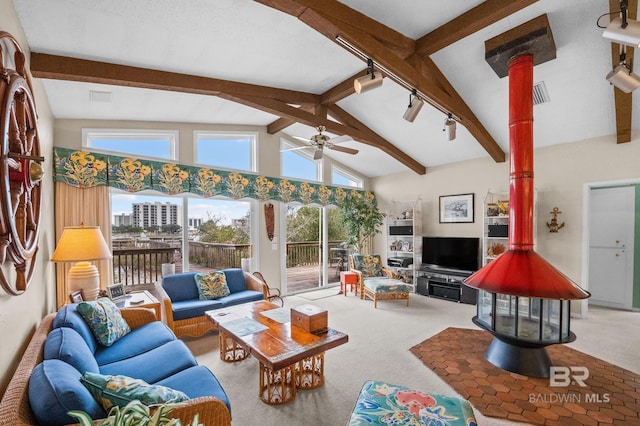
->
[76,298,131,347]
[353,254,383,277]
[195,271,230,300]
[80,372,189,411]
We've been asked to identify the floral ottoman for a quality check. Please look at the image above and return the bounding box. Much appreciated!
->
[362,278,411,308]
[348,380,477,426]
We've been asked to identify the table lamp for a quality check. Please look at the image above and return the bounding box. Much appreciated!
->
[51,225,112,301]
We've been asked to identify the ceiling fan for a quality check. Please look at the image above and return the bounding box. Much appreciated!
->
[287,125,359,160]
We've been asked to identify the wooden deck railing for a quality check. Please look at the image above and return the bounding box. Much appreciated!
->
[112,240,343,287]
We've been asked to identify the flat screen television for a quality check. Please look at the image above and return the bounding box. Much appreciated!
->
[421,237,480,273]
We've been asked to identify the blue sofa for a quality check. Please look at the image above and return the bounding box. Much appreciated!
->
[20,305,231,426]
[160,268,267,338]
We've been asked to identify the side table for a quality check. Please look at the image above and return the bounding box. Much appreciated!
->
[118,290,162,320]
[340,271,358,296]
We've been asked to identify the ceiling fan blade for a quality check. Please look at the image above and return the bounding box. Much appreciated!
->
[329,135,353,144]
[292,135,312,143]
[281,145,312,152]
[313,147,323,160]
[329,145,359,155]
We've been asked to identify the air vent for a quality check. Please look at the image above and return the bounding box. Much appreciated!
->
[532,81,550,105]
[89,90,112,103]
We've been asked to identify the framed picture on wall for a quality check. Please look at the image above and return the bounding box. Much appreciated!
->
[439,193,475,223]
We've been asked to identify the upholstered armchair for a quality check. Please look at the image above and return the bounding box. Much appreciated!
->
[349,254,396,299]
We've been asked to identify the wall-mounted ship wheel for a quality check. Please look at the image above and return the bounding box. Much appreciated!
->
[0,32,44,295]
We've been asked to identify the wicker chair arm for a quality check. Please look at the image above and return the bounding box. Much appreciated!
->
[168,396,231,426]
[381,268,397,279]
[154,282,176,328]
[245,272,269,299]
[119,308,157,329]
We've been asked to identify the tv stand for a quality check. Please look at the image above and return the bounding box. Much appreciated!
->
[416,267,477,305]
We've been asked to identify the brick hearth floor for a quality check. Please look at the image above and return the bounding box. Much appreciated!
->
[410,327,640,425]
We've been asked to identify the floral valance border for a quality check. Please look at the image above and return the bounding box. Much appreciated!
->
[53,148,376,207]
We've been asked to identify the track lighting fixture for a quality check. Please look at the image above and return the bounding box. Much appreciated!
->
[606,53,640,93]
[354,58,383,94]
[444,113,457,141]
[403,89,424,122]
[602,0,640,47]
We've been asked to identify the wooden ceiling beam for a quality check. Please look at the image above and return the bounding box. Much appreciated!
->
[258,0,505,163]
[608,0,636,144]
[415,0,539,57]
[229,93,425,174]
[328,104,426,175]
[266,104,316,134]
[30,53,320,105]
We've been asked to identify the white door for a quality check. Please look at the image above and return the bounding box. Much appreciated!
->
[588,186,634,309]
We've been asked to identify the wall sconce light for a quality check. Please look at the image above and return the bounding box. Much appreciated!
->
[403,89,424,122]
[546,207,565,233]
[354,58,383,94]
[444,113,457,141]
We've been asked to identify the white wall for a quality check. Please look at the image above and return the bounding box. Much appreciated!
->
[0,0,57,396]
[371,132,640,315]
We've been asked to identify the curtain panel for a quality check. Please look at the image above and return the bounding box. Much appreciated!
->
[53,147,377,207]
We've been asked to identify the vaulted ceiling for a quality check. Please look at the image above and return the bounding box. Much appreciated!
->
[12,0,637,178]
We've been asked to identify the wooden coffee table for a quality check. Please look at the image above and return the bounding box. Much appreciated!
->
[206,301,348,405]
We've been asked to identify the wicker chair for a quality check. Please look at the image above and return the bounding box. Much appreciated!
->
[350,254,410,308]
[0,308,231,426]
[252,271,284,307]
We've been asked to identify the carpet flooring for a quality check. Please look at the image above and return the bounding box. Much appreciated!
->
[410,327,640,425]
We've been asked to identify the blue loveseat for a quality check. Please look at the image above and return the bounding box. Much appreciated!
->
[160,268,267,338]
[9,304,232,426]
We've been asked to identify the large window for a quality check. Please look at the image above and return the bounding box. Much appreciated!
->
[281,137,321,182]
[195,131,256,172]
[86,129,255,285]
[83,129,177,160]
[332,165,363,188]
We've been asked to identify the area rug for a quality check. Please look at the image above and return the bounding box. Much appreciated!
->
[410,327,640,425]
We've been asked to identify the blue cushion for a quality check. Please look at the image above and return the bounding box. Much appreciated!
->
[94,321,176,366]
[171,299,224,321]
[29,360,106,426]
[222,268,247,293]
[44,327,100,374]
[162,272,199,302]
[52,304,99,353]
[99,340,197,383]
[156,366,231,415]
[219,290,264,307]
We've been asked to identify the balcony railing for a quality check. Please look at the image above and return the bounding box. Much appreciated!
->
[112,240,343,288]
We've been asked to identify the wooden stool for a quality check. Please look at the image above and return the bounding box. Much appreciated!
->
[340,271,358,296]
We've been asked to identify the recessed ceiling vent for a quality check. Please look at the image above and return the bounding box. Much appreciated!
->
[89,90,112,103]
[532,81,550,105]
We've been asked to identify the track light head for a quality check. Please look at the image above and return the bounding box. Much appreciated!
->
[603,16,640,47]
[444,114,456,141]
[403,90,424,122]
[354,58,383,94]
[606,62,640,92]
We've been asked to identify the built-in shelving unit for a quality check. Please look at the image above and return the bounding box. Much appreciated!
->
[483,191,509,266]
[386,199,422,291]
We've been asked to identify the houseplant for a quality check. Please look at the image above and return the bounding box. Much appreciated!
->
[68,400,201,426]
[338,191,385,254]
